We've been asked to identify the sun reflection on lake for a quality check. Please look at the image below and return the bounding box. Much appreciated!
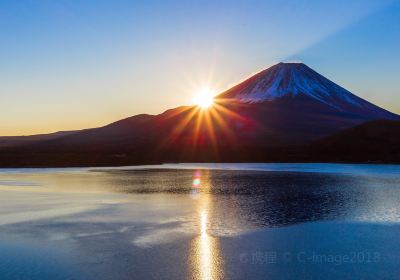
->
[190,170,223,280]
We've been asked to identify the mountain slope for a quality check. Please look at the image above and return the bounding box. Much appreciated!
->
[0,131,79,148]
[0,62,398,167]
[218,62,396,119]
[310,120,400,162]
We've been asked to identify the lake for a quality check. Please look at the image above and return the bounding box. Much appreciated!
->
[0,163,400,279]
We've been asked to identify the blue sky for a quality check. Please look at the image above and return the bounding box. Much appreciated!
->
[0,0,399,135]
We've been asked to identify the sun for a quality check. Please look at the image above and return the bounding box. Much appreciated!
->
[193,88,215,109]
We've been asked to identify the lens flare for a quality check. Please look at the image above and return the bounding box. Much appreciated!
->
[193,178,201,187]
[192,170,202,189]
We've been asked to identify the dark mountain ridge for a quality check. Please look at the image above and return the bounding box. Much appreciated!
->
[0,62,398,167]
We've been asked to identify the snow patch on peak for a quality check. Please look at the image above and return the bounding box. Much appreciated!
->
[226,62,366,111]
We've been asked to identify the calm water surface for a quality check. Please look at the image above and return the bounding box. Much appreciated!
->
[0,163,400,279]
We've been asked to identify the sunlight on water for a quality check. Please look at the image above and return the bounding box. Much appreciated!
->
[1,164,400,279]
[199,211,224,280]
[200,212,208,236]
[191,170,223,280]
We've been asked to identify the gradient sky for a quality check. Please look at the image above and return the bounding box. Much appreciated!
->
[1,0,399,135]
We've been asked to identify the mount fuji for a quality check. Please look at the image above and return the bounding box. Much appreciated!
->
[0,62,398,166]
[218,62,396,119]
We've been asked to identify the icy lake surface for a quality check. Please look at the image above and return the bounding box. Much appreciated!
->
[0,163,400,280]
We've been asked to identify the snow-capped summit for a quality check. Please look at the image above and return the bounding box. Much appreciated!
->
[218,62,392,117]
[1,62,399,167]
